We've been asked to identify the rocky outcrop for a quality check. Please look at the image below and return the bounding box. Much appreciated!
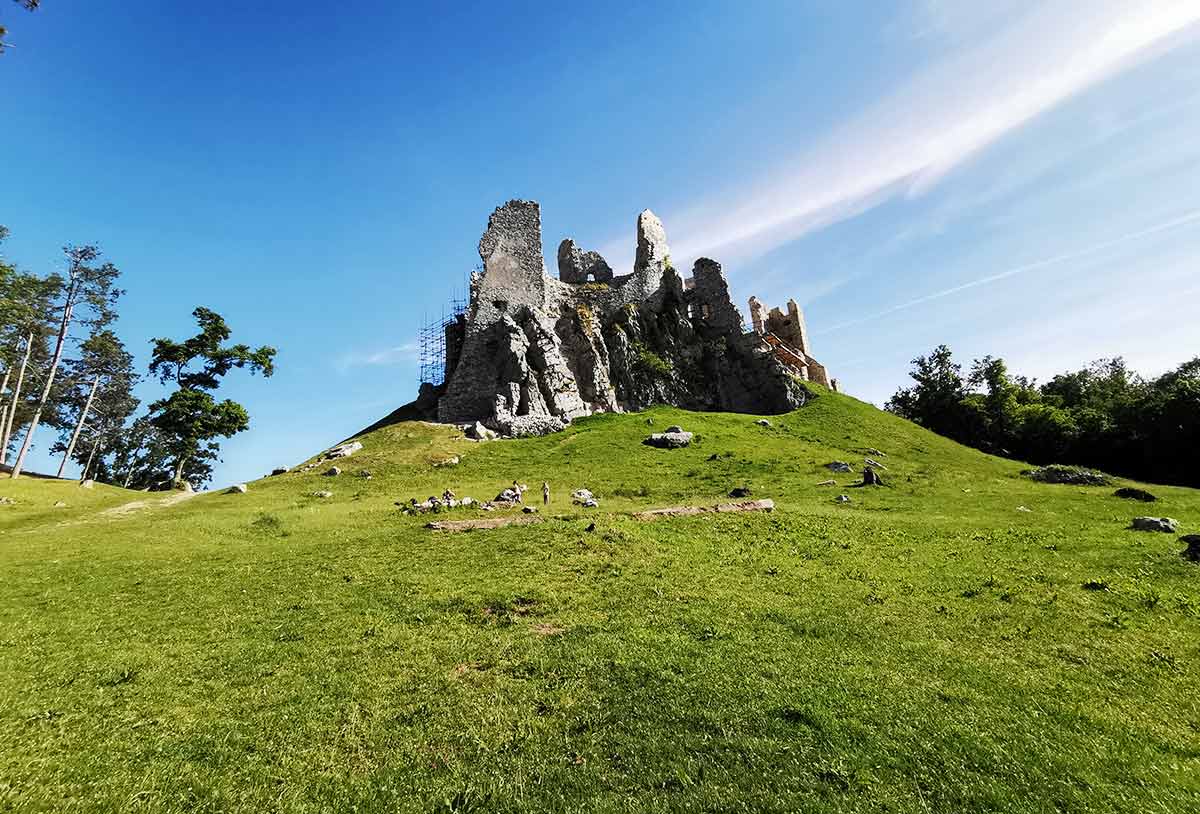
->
[423,200,833,436]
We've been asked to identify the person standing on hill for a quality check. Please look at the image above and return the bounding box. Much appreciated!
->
[542,481,550,506]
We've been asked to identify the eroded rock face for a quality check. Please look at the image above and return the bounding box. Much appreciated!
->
[557,239,613,283]
[430,200,823,436]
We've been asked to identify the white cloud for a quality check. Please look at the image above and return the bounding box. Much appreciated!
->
[336,341,419,371]
[651,1,1200,268]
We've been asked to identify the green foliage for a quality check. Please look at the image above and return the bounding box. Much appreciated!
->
[1,393,1198,811]
[888,346,1200,487]
[633,343,672,377]
[147,307,276,483]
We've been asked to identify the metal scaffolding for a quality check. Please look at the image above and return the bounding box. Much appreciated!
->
[417,290,468,388]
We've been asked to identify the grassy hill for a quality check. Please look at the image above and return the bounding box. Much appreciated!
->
[2,391,1198,813]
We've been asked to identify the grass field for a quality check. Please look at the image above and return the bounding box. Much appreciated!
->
[2,391,1198,812]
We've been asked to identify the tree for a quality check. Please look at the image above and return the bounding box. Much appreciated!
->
[9,244,122,478]
[52,330,139,479]
[147,308,275,485]
[0,1,40,55]
[885,345,969,442]
[0,226,59,466]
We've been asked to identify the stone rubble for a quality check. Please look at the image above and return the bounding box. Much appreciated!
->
[1131,516,1178,533]
[1181,534,1200,562]
[644,431,693,449]
[227,484,248,494]
[324,441,363,460]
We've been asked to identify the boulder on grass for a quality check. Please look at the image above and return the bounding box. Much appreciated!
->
[644,431,693,449]
[324,441,363,460]
[1114,487,1156,502]
[1131,516,1178,533]
[1181,535,1200,562]
[226,484,247,494]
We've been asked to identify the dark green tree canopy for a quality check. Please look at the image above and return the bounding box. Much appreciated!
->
[147,308,276,484]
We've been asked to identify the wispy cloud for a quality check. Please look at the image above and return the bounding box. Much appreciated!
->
[815,207,1200,334]
[659,1,1200,267]
[336,341,419,372]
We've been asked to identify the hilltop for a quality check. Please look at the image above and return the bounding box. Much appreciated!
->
[2,390,1198,812]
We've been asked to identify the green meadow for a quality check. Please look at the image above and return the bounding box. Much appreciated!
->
[2,391,1198,812]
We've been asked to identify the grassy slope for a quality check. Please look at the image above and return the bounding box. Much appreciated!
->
[1,392,1198,813]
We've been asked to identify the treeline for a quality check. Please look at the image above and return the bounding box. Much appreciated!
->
[886,346,1200,487]
[0,226,275,488]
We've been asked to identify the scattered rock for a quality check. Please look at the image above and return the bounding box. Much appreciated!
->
[226,484,248,494]
[426,515,542,532]
[665,425,684,433]
[310,490,333,499]
[494,487,522,503]
[861,467,883,486]
[644,431,693,449]
[324,466,342,477]
[358,470,372,479]
[835,494,850,503]
[581,498,599,508]
[522,506,538,514]
[1023,465,1110,486]
[461,496,475,506]
[270,467,289,476]
[1180,535,1200,562]
[0,496,14,505]
[572,488,595,503]
[1113,487,1156,502]
[324,441,363,460]
[53,500,67,508]
[585,522,596,532]
[816,479,836,486]
[755,419,771,427]
[864,457,887,471]
[864,448,886,457]
[1016,505,1032,513]
[825,461,853,473]
[80,479,95,489]
[465,421,498,441]
[434,456,460,468]
[1131,516,1178,533]
[728,486,752,498]
[633,498,775,520]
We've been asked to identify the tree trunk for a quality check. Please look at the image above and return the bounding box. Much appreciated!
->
[57,374,99,478]
[11,305,72,479]
[1,333,34,468]
[173,455,187,484]
[81,437,100,482]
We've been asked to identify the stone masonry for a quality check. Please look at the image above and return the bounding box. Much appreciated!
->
[431,200,836,435]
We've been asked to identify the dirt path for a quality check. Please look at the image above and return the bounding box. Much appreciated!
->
[98,489,199,519]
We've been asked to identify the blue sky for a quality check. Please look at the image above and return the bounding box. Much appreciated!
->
[2,1,1199,487]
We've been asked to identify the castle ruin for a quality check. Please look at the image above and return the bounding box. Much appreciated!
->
[413,201,836,436]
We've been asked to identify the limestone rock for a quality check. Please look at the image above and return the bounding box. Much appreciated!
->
[729,486,752,498]
[54,500,67,508]
[1131,516,1178,533]
[835,494,851,503]
[557,239,613,283]
[862,467,883,486]
[571,488,595,503]
[324,466,341,477]
[522,505,538,514]
[466,421,498,441]
[635,209,670,281]
[643,431,693,449]
[1114,487,1156,502]
[826,461,853,473]
[0,496,14,505]
[755,419,771,427]
[325,442,363,460]
[665,425,684,433]
[227,484,247,494]
[434,456,460,468]
[1024,465,1109,486]
[271,467,289,476]
[1181,535,1200,562]
[311,490,333,499]
[581,497,599,508]
[816,479,836,486]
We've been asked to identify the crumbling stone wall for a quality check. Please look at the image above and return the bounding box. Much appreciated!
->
[432,199,835,433]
